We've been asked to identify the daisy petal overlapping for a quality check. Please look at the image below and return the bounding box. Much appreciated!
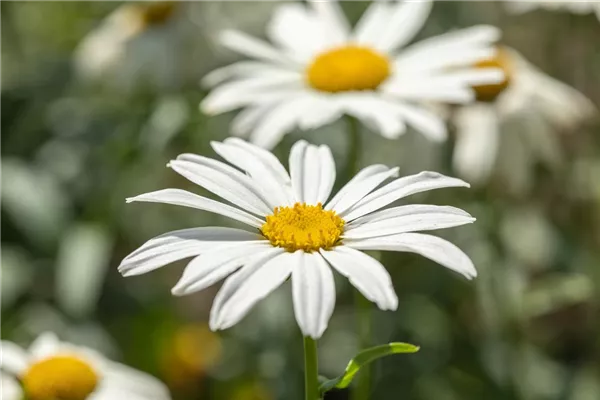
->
[201,0,505,148]
[119,138,476,339]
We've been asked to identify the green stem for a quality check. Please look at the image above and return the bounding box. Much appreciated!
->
[304,336,320,400]
[345,115,372,400]
[352,293,372,400]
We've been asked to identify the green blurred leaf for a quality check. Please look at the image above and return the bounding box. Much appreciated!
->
[319,342,419,394]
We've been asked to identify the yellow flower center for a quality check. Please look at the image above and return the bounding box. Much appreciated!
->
[472,47,513,102]
[261,203,344,252]
[306,46,391,93]
[23,355,99,400]
[137,1,178,28]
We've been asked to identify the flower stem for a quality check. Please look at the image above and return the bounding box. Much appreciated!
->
[304,336,320,400]
[345,115,372,400]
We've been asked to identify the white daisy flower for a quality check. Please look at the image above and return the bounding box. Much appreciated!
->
[74,2,197,90]
[118,138,476,339]
[452,46,596,185]
[200,0,505,149]
[504,0,600,20]
[0,332,171,400]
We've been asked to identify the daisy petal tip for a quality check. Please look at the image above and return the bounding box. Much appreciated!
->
[125,197,135,203]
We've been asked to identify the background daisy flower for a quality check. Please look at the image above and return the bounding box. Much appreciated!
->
[200,0,505,149]
[0,332,171,400]
[505,0,600,21]
[451,46,596,187]
[119,139,476,339]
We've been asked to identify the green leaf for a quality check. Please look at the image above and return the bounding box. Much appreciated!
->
[319,342,419,394]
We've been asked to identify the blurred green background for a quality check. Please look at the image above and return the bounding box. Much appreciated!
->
[2,2,600,400]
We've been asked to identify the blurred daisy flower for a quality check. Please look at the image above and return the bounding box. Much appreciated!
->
[452,46,596,186]
[1,332,171,400]
[74,1,200,91]
[200,0,504,149]
[505,1,600,20]
[119,139,476,339]
[160,324,222,392]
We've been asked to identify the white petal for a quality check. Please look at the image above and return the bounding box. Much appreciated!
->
[395,25,501,72]
[320,247,397,311]
[223,138,290,183]
[200,75,302,115]
[211,140,294,207]
[292,251,336,339]
[375,0,432,52]
[219,29,296,67]
[0,341,29,375]
[169,157,272,215]
[309,0,350,47]
[289,142,337,205]
[171,243,277,296]
[316,145,336,205]
[353,2,392,46]
[118,227,262,277]
[29,332,60,360]
[201,61,293,88]
[249,95,313,150]
[329,167,400,215]
[289,140,309,202]
[453,103,500,184]
[230,102,274,138]
[209,251,294,330]
[526,66,596,129]
[97,360,171,400]
[393,102,447,142]
[267,3,325,63]
[325,164,393,210]
[343,171,470,221]
[344,233,477,279]
[383,79,475,103]
[1,373,22,400]
[344,205,475,239]
[338,94,408,139]
[126,189,265,228]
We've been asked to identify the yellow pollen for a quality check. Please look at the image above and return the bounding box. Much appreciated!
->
[23,355,99,400]
[261,203,344,252]
[472,47,513,102]
[307,46,391,93]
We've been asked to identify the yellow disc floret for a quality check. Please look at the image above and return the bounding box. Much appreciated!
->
[139,1,178,27]
[23,355,99,400]
[472,47,513,102]
[261,203,344,252]
[307,46,391,93]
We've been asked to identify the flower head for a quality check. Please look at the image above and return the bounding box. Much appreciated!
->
[119,139,476,339]
[0,332,171,400]
[452,46,596,187]
[200,0,505,149]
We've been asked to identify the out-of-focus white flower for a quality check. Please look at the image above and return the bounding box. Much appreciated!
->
[1,373,22,400]
[505,0,600,20]
[1,332,171,400]
[452,47,596,186]
[119,138,476,339]
[74,2,200,91]
[201,0,504,149]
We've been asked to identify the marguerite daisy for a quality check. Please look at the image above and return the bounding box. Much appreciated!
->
[452,46,596,186]
[118,138,477,339]
[200,0,505,149]
[504,0,600,20]
[0,332,171,400]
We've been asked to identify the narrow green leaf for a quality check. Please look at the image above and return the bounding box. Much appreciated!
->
[319,342,419,394]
